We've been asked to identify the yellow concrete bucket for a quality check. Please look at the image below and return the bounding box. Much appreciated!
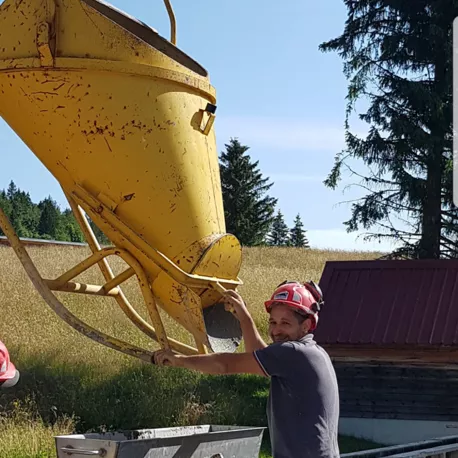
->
[0,0,244,361]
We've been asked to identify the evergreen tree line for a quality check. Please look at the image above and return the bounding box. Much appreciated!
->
[0,138,310,248]
[0,181,110,244]
[267,211,310,248]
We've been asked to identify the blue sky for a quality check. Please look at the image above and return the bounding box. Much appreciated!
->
[0,0,404,252]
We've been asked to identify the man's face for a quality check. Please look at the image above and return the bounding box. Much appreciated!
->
[268,303,311,343]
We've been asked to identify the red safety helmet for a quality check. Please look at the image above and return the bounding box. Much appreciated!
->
[0,340,20,389]
[264,280,324,330]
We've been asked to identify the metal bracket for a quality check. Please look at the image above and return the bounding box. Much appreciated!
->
[97,192,119,212]
[37,22,54,67]
[37,0,56,67]
[199,103,217,136]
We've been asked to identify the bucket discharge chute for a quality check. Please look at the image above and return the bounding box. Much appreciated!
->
[0,0,244,360]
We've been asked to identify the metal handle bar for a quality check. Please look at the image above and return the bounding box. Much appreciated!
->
[60,446,107,456]
[163,0,177,45]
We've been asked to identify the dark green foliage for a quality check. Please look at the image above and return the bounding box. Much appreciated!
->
[37,197,61,240]
[0,181,86,243]
[219,138,277,246]
[267,210,290,246]
[289,214,310,248]
[319,0,458,258]
[6,181,41,238]
[61,209,86,243]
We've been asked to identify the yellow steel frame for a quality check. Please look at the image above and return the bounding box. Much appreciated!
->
[0,0,239,362]
[0,206,156,363]
[0,189,236,362]
[70,185,241,292]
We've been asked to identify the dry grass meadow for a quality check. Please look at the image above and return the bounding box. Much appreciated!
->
[0,244,384,457]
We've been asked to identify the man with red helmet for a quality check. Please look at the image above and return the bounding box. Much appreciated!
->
[0,340,20,389]
[153,280,340,458]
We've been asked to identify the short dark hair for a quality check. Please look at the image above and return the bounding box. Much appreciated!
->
[294,311,311,324]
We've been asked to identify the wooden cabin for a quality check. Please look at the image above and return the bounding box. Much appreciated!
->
[315,259,458,445]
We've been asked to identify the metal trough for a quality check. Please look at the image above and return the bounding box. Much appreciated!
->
[55,425,265,458]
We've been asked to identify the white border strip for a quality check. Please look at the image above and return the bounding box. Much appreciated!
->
[454,17,458,206]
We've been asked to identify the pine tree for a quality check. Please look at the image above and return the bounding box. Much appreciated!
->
[319,0,458,259]
[7,181,40,237]
[290,214,310,248]
[219,138,277,246]
[6,181,17,200]
[268,210,290,246]
[38,196,61,239]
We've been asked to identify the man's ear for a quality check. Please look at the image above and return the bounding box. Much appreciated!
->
[302,317,312,333]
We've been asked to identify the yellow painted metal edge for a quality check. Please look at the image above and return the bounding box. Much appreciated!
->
[0,57,217,102]
[0,206,156,363]
[47,243,201,355]
[71,187,243,290]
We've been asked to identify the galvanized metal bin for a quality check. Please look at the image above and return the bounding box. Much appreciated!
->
[55,424,265,458]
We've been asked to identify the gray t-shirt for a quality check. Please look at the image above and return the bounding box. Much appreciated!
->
[254,334,340,458]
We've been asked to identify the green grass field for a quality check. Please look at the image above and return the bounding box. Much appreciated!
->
[0,245,384,457]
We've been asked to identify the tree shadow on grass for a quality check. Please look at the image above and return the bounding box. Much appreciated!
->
[0,353,270,436]
[0,353,380,457]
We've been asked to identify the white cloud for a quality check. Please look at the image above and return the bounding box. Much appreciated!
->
[268,173,325,183]
[307,228,403,252]
[216,115,368,152]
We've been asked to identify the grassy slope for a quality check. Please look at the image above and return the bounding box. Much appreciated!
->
[0,245,384,457]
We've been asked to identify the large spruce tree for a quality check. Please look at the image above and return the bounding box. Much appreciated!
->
[219,138,277,246]
[319,0,458,258]
[6,180,40,238]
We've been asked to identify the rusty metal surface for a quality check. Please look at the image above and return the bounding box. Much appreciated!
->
[0,206,156,363]
[0,206,203,359]
[0,0,245,355]
[315,259,458,346]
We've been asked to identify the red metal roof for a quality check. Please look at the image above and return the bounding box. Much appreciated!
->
[314,259,458,347]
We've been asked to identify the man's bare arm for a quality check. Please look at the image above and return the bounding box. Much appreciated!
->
[223,290,267,352]
[238,314,267,352]
[154,350,267,377]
